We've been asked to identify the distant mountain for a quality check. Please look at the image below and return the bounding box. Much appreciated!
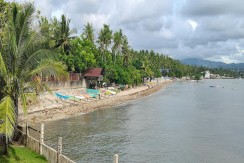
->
[181,58,244,70]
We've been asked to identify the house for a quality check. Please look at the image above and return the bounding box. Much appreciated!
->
[84,68,104,88]
[204,71,210,79]
[39,68,104,90]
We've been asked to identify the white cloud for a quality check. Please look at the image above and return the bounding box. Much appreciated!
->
[81,14,109,30]
[186,19,198,31]
[51,9,64,19]
[6,0,244,63]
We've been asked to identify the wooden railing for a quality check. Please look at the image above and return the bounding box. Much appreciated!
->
[17,123,120,163]
[16,123,76,163]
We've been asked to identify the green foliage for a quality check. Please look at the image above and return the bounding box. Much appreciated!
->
[0,145,47,163]
[121,36,130,67]
[0,52,7,79]
[0,96,16,138]
[0,2,68,155]
[59,37,97,72]
[194,74,202,80]
[51,14,76,53]
[127,66,141,86]
[82,23,95,44]
[30,59,68,78]
[0,0,11,45]
[97,24,112,64]
[112,29,123,63]
[154,69,161,78]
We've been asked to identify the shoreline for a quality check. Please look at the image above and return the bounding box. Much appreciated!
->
[19,80,173,124]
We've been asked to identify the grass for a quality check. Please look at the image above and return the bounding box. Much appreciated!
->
[0,145,47,163]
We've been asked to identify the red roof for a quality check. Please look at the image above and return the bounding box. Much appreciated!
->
[84,68,103,77]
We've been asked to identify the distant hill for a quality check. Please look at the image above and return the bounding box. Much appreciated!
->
[181,58,244,70]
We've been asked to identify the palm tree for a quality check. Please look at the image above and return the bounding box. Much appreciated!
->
[53,14,76,54]
[121,36,130,67]
[97,24,112,64]
[0,3,67,155]
[0,1,10,45]
[82,23,95,44]
[112,29,123,63]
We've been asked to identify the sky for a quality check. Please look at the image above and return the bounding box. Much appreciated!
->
[7,0,244,63]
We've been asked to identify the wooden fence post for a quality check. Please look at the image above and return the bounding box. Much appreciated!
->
[26,123,29,136]
[113,154,118,163]
[57,137,62,163]
[25,123,29,146]
[40,123,44,155]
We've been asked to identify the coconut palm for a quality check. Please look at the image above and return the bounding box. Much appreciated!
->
[82,23,95,44]
[0,1,10,45]
[53,14,76,54]
[112,29,123,63]
[0,3,67,155]
[121,36,131,67]
[97,24,112,64]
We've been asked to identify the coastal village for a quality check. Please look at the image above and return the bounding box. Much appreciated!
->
[21,68,232,124]
[19,70,173,124]
[203,70,234,79]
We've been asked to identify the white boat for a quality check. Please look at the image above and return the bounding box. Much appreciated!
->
[209,85,220,88]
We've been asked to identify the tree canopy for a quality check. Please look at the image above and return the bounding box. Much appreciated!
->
[0,2,67,155]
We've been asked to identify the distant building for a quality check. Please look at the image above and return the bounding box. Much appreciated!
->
[205,71,210,79]
[210,74,220,79]
[160,68,170,77]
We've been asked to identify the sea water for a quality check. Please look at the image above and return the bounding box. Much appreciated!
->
[44,79,244,163]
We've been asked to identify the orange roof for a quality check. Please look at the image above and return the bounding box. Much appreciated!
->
[84,68,103,77]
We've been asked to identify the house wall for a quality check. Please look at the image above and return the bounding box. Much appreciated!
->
[41,72,104,90]
[45,78,87,90]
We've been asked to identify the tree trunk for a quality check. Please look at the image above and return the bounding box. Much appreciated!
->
[0,135,9,156]
[14,98,18,119]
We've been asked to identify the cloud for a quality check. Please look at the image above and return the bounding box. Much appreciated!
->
[7,0,244,63]
[180,0,244,16]
[186,19,198,31]
[114,0,172,25]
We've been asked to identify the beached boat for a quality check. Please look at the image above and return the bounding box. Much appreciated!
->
[209,85,220,88]
[55,92,71,99]
[105,90,116,95]
[86,89,100,98]
[74,95,85,100]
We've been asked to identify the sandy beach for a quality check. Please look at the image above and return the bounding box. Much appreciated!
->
[19,79,173,124]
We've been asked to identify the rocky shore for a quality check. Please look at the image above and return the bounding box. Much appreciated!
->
[19,80,173,124]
